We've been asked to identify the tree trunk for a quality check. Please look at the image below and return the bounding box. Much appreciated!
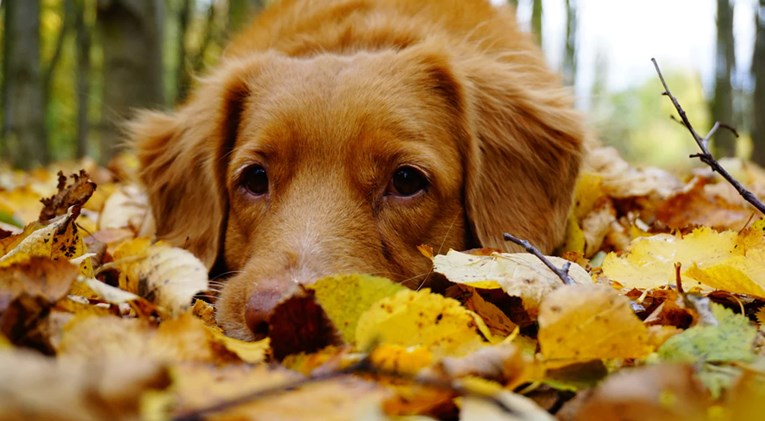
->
[97,0,165,164]
[531,0,543,45]
[74,0,92,158]
[563,0,577,87]
[228,0,266,34]
[175,0,194,104]
[752,0,765,166]
[3,0,48,169]
[712,0,737,157]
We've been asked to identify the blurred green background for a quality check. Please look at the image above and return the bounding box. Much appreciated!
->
[0,0,763,172]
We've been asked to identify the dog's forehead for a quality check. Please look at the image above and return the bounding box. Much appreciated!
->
[237,51,452,153]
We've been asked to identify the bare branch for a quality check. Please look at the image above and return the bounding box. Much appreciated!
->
[502,233,575,285]
[652,58,765,215]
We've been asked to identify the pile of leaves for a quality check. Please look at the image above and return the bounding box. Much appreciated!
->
[2,145,765,421]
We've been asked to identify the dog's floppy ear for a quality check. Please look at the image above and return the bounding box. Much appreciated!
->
[130,59,256,268]
[459,57,585,253]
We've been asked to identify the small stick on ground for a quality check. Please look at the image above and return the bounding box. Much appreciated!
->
[652,58,765,215]
[503,233,575,285]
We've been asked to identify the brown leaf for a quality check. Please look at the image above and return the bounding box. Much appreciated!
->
[444,284,517,338]
[657,176,754,231]
[269,288,341,361]
[0,258,78,352]
[39,170,96,224]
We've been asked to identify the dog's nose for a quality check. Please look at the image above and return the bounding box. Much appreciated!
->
[244,287,284,340]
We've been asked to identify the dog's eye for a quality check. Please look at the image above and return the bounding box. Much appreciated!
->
[241,165,269,196]
[386,166,428,198]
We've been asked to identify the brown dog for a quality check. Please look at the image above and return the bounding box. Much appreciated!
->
[132,0,585,340]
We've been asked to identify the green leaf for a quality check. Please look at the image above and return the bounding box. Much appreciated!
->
[656,302,756,398]
[307,274,404,344]
[657,303,756,364]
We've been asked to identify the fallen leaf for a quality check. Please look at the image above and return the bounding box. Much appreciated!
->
[98,184,149,232]
[602,223,765,297]
[655,302,756,397]
[356,288,491,358]
[538,285,653,365]
[308,274,404,343]
[0,349,169,421]
[573,364,711,421]
[38,171,96,224]
[434,250,591,316]
[0,207,93,276]
[112,238,208,315]
[269,288,341,360]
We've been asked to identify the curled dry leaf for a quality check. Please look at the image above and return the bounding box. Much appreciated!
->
[434,250,591,317]
[0,206,93,276]
[583,146,681,199]
[356,288,493,358]
[38,171,96,224]
[112,238,208,316]
[97,184,149,232]
[538,285,652,366]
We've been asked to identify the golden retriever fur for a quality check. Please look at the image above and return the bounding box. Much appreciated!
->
[132,0,585,340]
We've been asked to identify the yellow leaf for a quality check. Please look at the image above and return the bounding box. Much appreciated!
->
[602,224,765,297]
[601,227,737,290]
[369,344,433,376]
[205,326,270,364]
[684,258,765,297]
[434,250,591,316]
[0,208,92,276]
[573,172,605,218]
[307,274,404,343]
[538,285,652,365]
[356,289,491,358]
[113,238,208,316]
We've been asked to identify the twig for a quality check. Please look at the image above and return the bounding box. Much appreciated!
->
[502,233,574,285]
[651,58,765,215]
[172,356,519,420]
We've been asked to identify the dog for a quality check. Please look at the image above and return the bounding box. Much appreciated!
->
[131,0,585,341]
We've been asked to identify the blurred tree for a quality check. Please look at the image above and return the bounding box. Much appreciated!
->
[563,0,577,87]
[175,0,194,103]
[3,0,48,169]
[229,0,266,33]
[712,0,737,157]
[97,0,164,164]
[753,0,765,165]
[74,0,93,158]
[531,0,543,45]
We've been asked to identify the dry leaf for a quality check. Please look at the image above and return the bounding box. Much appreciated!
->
[112,238,208,315]
[538,285,652,365]
[434,250,591,316]
[356,289,492,358]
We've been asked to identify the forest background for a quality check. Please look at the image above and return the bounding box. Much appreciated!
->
[0,0,763,171]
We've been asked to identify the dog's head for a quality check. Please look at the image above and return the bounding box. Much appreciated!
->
[132,44,583,340]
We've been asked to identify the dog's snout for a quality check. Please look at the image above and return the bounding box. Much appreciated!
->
[244,285,284,339]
